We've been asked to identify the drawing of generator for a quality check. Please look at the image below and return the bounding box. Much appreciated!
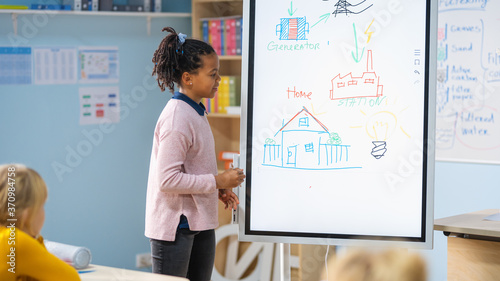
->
[276,17,309,40]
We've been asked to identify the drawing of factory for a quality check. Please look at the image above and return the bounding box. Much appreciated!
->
[330,50,384,100]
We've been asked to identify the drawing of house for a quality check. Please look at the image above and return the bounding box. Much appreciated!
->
[263,107,360,170]
[330,50,384,100]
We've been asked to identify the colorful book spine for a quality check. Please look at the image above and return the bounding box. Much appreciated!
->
[201,16,242,57]
[225,18,237,56]
[229,76,241,106]
[209,20,222,56]
[220,19,225,56]
[202,20,209,43]
[219,76,230,113]
[30,4,71,10]
[236,17,242,55]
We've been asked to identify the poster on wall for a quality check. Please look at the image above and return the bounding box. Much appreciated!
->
[79,86,120,125]
[0,46,32,85]
[78,46,119,84]
[34,47,77,85]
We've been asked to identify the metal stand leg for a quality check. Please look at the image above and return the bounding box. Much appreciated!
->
[280,243,291,281]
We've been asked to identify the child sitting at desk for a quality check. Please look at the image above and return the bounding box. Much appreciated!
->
[0,164,80,281]
[325,247,427,281]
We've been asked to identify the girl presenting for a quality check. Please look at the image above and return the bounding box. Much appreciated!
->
[146,27,245,280]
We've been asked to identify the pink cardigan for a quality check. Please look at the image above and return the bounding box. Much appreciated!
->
[145,99,218,241]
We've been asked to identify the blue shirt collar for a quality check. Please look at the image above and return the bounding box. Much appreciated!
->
[172,92,206,116]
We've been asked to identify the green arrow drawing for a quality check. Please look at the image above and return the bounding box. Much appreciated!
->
[288,1,297,16]
[311,13,330,28]
[351,23,365,63]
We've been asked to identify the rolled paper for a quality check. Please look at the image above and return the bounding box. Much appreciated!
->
[44,240,92,269]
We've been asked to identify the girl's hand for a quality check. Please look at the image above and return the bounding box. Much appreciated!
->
[218,189,240,210]
[215,168,245,189]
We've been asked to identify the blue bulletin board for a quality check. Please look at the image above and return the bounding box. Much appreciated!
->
[238,0,437,248]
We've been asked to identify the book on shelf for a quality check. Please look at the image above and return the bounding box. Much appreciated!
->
[31,4,71,10]
[81,0,89,10]
[62,0,81,10]
[235,17,242,55]
[91,0,98,11]
[98,0,113,11]
[209,19,222,56]
[153,0,161,12]
[228,76,241,106]
[200,16,243,56]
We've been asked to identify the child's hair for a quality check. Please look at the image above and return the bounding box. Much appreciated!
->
[327,248,427,281]
[152,27,216,93]
[0,164,48,235]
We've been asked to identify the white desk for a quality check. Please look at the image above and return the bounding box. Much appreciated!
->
[79,265,188,281]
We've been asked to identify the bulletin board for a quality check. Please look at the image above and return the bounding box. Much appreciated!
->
[435,1,500,164]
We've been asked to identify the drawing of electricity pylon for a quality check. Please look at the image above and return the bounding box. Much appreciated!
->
[332,0,373,17]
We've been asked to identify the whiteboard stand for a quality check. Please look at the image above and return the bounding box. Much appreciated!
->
[279,243,291,281]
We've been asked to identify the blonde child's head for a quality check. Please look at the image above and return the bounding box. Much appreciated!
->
[0,164,48,237]
[327,248,427,281]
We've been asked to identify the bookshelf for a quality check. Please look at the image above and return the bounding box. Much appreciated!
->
[1,9,191,36]
[191,0,242,172]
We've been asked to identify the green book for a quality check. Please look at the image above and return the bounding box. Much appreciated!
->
[229,76,241,106]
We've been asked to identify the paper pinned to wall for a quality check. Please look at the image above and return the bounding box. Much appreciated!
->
[34,47,77,85]
[78,46,119,84]
[79,86,120,125]
[435,1,500,164]
[0,46,32,85]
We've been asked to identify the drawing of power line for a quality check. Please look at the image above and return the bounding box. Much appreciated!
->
[276,17,310,40]
[330,50,383,100]
[332,0,373,17]
[262,107,361,170]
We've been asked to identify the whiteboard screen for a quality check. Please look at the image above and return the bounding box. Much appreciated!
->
[435,1,500,164]
[239,0,436,248]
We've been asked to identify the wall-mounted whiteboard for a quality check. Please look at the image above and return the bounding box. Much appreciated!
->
[239,0,436,248]
[435,1,500,164]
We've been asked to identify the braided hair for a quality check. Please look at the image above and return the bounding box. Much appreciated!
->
[152,27,216,93]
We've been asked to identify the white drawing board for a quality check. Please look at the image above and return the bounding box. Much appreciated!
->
[435,1,500,164]
[238,0,437,248]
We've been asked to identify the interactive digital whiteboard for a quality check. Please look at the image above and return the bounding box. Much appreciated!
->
[238,0,437,248]
[435,1,500,164]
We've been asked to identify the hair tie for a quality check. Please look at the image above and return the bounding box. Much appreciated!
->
[178,33,187,45]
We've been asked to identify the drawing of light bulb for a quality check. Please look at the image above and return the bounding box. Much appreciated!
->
[365,111,397,159]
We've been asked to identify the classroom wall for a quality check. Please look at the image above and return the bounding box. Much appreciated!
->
[1,1,500,281]
[0,0,191,270]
